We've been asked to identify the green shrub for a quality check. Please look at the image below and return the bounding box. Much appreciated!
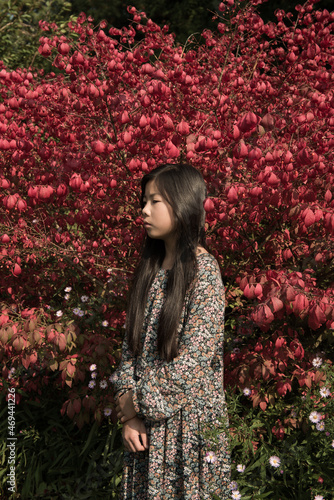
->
[0,391,123,499]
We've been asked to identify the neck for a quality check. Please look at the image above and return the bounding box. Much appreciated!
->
[162,239,176,270]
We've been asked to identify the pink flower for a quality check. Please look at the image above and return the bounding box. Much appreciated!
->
[309,411,322,423]
[205,451,217,464]
[269,455,281,468]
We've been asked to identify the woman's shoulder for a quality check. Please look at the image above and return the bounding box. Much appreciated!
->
[187,251,224,304]
[196,248,218,266]
[196,250,222,282]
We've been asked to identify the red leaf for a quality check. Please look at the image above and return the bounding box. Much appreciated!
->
[261,113,275,130]
[325,189,332,202]
[293,294,309,317]
[67,362,76,377]
[176,120,190,135]
[275,337,285,348]
[305,376,312,389]
[227,186,238,203]
[57,333,67,351]
[73,398,81,414]
[13,263,22,276]
[271,296,284,312]
[304,208,315,227]
[22,356,30,369]
[244,284,254,299]
[308,303,326,330]
[203,198,215,212]
[239,111,260,132]
[259,401,267,411]
[91,140,105,154]
[67,400,75,419]
[252,304,274,327]
[166,140,179,158]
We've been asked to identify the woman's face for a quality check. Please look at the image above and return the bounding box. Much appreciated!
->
[142,180,176,244]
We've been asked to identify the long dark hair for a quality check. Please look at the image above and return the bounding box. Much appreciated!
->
[126,163,207,362]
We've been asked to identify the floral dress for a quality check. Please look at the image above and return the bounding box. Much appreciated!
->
[112,253,231,499]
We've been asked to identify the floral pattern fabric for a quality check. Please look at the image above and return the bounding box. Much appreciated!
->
[112,253,230,499]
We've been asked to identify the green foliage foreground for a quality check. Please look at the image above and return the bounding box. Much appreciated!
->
[1,378,333,499]
[0,394,123,499]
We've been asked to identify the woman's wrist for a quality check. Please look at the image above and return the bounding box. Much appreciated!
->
[116,389,137,423]
[121,414,138,424]
[119,407,137,423]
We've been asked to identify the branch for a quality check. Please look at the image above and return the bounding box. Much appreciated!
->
[0,21,15,33]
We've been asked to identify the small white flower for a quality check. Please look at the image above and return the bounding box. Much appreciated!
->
[314,495,324,500]
[269,455,281,468]
[81,295,89,303]
[64,294,71,300]
[229,481,238,491]
[320,387,330,398]
[32,219,39,223]
[236,464,245,473]
[99,380,108,389]
[89,364,97,372]
[332,440,334,448]
[309,411,322,423]
[64,287,72,292]
[312,356,322,368]
[107,268,113,274]
[316,421,325,431]
[243,387,251,396]
[91,371,97,379]
[56,310,63,317]
[102,320,109,327]
[231,491,241,500]
[104,408,112,417]
[88,380,96,389]
[205,451,217,463]
[73,307,84,316]
[233,347,241,354]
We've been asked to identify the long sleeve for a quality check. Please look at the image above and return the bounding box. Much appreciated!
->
[132,257,225,421]
[111,333,136,396]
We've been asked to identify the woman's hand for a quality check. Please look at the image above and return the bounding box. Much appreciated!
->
[116,390,137,423]
[122,417,149,452]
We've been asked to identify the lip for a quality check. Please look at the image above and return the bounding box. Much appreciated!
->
[143,222,152,228]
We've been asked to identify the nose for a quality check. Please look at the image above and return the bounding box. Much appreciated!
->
[142,202,150,216]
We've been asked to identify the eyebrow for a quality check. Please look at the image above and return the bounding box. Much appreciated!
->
[143,193,161,198]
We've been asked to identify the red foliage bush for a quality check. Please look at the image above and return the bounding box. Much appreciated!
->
[0,0,333,426]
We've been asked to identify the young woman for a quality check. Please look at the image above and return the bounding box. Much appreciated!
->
[112,163,230,499]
